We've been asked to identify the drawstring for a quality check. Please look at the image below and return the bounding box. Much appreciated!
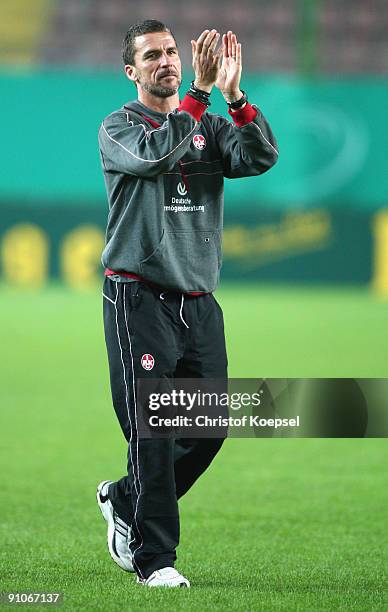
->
[178,161,190,192]
[159,292,189,328]
[180,294,189,329]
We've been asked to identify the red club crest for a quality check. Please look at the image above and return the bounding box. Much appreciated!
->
[141,354,155,371]
[193,134,206,150]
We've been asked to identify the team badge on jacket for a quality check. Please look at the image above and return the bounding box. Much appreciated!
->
[193,134,206,150]
[141,354,155,370]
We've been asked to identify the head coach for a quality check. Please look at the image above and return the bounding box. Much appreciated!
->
[96,19,278,588]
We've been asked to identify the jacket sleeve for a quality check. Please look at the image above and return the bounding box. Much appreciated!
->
[98,97,206,178]
[213,104,279,179]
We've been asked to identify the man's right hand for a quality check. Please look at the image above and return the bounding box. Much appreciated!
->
[191,30,223,93]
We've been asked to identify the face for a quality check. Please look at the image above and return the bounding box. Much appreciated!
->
[125,31,182,98]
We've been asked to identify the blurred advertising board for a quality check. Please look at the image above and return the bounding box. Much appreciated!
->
[0,73,387,209]
[0,204,387,291]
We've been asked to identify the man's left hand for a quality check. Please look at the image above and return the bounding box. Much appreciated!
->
[215,31,243,103]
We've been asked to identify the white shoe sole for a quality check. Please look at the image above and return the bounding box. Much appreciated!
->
[137,580,190,588]
[137,572,190,587]
[96,481,134,573]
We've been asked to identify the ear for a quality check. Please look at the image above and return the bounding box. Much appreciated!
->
[124,64,138,83]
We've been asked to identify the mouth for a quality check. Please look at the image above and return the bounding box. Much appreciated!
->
[158,73,177,80]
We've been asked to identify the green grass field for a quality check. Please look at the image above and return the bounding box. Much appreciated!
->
[0,284,387,610]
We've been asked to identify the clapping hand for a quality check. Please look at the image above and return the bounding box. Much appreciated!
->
[191,29,223,93]
[215,31,243,102]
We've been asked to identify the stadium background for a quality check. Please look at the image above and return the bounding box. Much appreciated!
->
[1,1,387,610]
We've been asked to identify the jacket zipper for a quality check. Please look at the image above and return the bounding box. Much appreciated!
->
[140,112,190,192]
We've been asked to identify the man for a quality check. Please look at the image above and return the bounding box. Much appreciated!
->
[96,20,278,588]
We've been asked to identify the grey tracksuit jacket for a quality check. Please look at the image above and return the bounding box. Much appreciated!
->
[98,96,278,293]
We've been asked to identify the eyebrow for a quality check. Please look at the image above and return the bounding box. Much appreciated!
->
[143,46,177,58]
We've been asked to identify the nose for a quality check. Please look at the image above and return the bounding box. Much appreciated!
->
[160,51,174,66]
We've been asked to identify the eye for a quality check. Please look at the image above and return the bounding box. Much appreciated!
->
[168,49,177,55]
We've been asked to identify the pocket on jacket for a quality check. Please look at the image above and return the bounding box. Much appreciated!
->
[139,230,221,292]
[139,230,165,267]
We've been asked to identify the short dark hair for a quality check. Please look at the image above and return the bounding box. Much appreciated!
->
[122,19,175,65]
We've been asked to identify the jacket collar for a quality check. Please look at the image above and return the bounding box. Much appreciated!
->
[123,100,170,123]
